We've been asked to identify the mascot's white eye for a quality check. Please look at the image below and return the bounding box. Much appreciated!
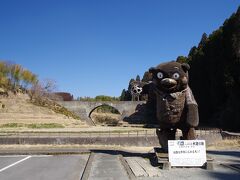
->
[157,72,163,79]
[172,73,180,79]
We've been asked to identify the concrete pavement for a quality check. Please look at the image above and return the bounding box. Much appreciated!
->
[0,150,239,180]
[88,153,129,180]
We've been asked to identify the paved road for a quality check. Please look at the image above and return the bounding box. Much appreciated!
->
[0,155,88,180]
[159,164,240,180]
[0,150,239,180]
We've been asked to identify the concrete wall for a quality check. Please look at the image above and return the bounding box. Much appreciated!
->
[58,101,146,125]
[0,136,159,146]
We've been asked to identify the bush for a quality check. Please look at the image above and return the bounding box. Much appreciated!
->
[92,113,119,126]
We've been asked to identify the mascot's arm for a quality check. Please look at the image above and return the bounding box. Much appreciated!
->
[142,83,151,95]
[185,87,199,127]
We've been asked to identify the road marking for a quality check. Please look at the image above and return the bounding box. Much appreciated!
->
[0,155,52,158]
[31,155,53,158]
[0,156,31,172]
[0,155,28,158]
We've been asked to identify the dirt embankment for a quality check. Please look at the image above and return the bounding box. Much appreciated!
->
[0,92,87,128]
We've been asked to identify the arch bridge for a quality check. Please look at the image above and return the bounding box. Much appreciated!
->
[58,101,146,125]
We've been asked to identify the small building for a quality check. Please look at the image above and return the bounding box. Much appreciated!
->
[54,92,73,101]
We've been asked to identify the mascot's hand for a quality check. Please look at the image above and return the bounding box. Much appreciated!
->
[186,103,199,127]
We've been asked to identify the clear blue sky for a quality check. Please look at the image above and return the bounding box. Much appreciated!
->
[0,0,239,98]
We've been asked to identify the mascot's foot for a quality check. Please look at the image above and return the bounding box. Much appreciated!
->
[156,128,176,152]
[182,127,196,140]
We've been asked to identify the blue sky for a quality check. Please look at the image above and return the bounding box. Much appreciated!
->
[0,0,239,98]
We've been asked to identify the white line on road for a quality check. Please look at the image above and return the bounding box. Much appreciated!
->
[0,155,52,158]
[31,155,53,157]
[0,155,28,158]
[0,156,31,173]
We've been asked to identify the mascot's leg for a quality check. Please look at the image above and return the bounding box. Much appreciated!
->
[156,129,176,152]
[182,127,196,140]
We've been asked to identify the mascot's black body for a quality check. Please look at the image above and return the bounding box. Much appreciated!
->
[143,61,199,151]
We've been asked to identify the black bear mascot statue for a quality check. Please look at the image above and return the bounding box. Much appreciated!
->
[144,61,199,151]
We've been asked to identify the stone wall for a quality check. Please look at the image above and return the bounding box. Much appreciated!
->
[58,101,146,125]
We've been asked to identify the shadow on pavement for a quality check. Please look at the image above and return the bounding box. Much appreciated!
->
[90,149,149,158]
[208,171,240,180]
[90,149,159,167]
[207,150,240,159]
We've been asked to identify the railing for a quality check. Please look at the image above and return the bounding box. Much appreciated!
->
[0,130,156,138]
[0,128,223,138]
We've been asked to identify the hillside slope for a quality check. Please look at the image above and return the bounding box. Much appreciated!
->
[0,92,86,128]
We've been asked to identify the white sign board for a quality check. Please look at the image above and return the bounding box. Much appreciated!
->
[168,140,206,167]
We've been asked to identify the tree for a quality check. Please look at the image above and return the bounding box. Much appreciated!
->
[0,61,10,87]
[29,79,57,101]
[128,78,135,91]
[10,64,23,88]
[188,46,198,61]
[21,69,37,88]
[142,71,152,82]
[186,7,240,131]
[0,61,38,91]
[120,89,126,101]
[136,75,141,82]
[198,33,208,48]
[42,79,57,93]
[176,56,188,64]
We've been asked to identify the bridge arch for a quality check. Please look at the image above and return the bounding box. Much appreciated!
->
[88,104,121,118]
[57,101,146,126]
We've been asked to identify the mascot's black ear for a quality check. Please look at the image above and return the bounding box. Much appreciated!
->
[181,63,190,73]
[149,67,156,74]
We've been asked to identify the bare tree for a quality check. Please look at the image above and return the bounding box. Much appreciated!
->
[29,79,60,102]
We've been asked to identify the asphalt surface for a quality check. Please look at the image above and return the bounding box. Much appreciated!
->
[0,155,88,180]
[0,150,239,180]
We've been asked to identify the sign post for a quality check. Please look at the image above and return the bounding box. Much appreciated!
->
[168,140,207,167]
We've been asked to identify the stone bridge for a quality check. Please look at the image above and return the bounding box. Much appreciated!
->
[58,101,146,125]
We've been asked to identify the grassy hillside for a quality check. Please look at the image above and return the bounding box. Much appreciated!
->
[0,92,87,129]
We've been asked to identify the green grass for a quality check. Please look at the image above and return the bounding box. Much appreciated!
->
[0,123,64,129]
[27,123,64,129]
[0,123,24,128]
